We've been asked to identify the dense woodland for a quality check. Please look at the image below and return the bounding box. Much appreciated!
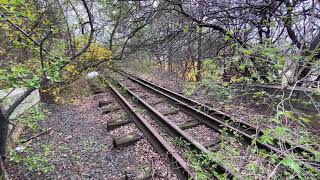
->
[0,0,319,179]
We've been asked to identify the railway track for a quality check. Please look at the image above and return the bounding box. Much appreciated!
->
[89,78,193,179]
[101,78,240,179]
[106,69,320,179]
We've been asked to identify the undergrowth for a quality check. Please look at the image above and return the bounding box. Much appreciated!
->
[9,143,54,174]
[18,105,47,132]
[174,123,320,179]
[9,105,54,174]
[173,137,229,180]
[178,60,320,179]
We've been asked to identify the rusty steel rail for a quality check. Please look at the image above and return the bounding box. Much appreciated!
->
[112,69,320,174]
[105,80,196,180]
[109,79,240,179]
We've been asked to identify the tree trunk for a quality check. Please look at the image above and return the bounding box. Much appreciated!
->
[39,82,56,104]
[168,47,173,74]
[183,60,188,80]
[0,108,8,160]
[196,26,202,82]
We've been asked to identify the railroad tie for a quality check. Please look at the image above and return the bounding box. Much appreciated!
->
[203,139,221,151]
[90,84,105,95]
[150,100,164,106]
[101,106,122,114]
[138,94,149,99]
[178,120,202,130]
[133,90,142,93]
[113,132,143,148]
[162,109,179,116]
[125,164,152,180]
[107,119,132,131]
[93,89,105,95]
[98,100,113,108]
[129,87,141,92]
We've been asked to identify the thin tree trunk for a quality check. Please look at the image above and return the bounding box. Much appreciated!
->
[184,60,188,80]
[196,26,202,82]
[0,108,8,160]
[168,47,173,74]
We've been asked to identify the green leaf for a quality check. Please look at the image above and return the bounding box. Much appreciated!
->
[274,63,283,70]
[271,117,281,124]
[280,111,297,121]
[12,65,29,78]
[315,151,320,162]
[278,56,285,65]
[292,55,301,62]
[26,76,40,88]
[224,35,230,41]
[0,0,9,5]
[253,91,266,98]
[274,126,289,136]
[251,72,258,78]
[266,72,274,82]
[311,89,320,96]
[0,69,7,80]
[299,117,311,123]
[243,49,253,56]
[239,63,245,72]
[270,154,279,163]
[260,130,274,145]
[281,157,301,175]
[183,25,189,33]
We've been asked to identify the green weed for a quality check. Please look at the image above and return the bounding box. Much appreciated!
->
[9,143,54,174]
[18,105,47,132]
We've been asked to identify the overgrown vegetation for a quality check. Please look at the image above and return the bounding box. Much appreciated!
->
[173,137,228,180]
[9,143,54,174]
[0,0,319,179]
[0,0,110,177]
[18,105,47,132]
[174,123,320,179]
[8,105,54,174]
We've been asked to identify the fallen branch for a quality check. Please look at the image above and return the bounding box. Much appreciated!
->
[21,127,53,143]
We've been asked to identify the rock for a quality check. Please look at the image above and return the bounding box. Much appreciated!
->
[86,71,99,79]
